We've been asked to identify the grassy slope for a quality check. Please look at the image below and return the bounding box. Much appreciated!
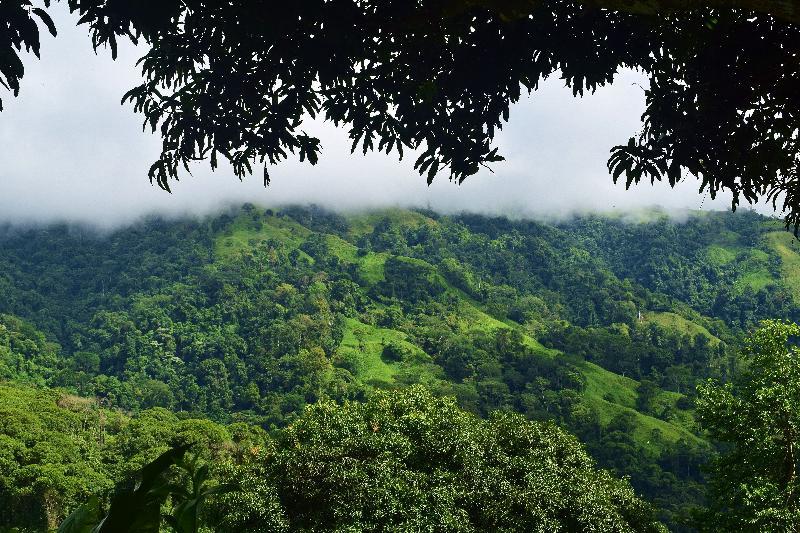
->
[345,209,435,238]
[704,228,774,293]
[766,231,800,301]
[734,248,773,293]
[581,363,700,449]
[214,212,311,260]
[334,317,442,386]
[705,244,738,266]
[439,278,700,449]
[352,249,701,452]
[642,311,721,346]
[211,208,702,452]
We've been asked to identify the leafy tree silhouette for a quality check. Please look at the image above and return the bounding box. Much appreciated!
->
[3,1,800,229]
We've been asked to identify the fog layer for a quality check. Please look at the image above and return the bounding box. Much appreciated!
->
[0,4,750,229]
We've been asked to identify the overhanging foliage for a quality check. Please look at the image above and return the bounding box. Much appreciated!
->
[3,1,800,228]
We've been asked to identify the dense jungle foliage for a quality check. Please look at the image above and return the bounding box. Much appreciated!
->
[1,205,798,531]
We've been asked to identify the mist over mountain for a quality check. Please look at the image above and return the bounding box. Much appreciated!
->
[0,3,752,230]
[2,3,797,531]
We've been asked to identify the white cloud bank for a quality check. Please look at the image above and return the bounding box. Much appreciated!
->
[0,4,767,229]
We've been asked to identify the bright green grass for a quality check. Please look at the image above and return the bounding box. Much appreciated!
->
[358,252,390,284]
[705,232,775,292]
[711,229,743,246]
[654,389,696,430]
[705,244,739,266]
[445,283,700,450]
[642,312,721,346]
[330,246,504,346]
[422,263,556,357]
[306,231,389,285]
[735,269,773,293]
[214,213,310,260]
[347,245,555,361]
[722,247,773,293]
[585,392,702,452]
[580,361,701,451]
[335,317,435,385]
[455,295,555,356]
[351,248,533,349]
[323,234,359,262]
[428,261,698,450]
[345,208,436,237]
[766,231,800,301]
[335,318,398,384]
[581,361,638,409]
[336,291,700,451]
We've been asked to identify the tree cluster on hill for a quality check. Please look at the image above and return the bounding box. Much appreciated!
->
[696,320,800,531]
[1,384,665,532]
[0,205,795,530]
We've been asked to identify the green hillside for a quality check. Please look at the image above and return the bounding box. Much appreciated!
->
[642,312,721,347]
[212,210,700,454]
[210,210,708,472]
[3,205,798,530]
[766,230,800,301]
[214,210,311,260]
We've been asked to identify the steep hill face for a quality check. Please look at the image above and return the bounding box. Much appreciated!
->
[0,205,795,529]
[560,210,798,325]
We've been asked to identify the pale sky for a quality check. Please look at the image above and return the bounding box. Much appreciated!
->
[0,4,757,228]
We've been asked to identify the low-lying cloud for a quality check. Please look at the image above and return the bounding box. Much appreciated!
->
[0,4,767,229]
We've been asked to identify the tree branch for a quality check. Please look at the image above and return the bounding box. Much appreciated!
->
[582,0,800,22]
[466,0,800,23]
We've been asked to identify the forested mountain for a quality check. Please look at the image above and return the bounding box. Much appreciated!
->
[1,205,797,531]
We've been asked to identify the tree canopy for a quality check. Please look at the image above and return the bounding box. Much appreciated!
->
[697,320,800,531]
[6,205,791,528]
[2,1,800,227]
[54,386,665,532]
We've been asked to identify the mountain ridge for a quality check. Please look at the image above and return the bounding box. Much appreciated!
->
[1,204,797,529]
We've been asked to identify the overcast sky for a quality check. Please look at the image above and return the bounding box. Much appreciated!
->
[0,4,758,228]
